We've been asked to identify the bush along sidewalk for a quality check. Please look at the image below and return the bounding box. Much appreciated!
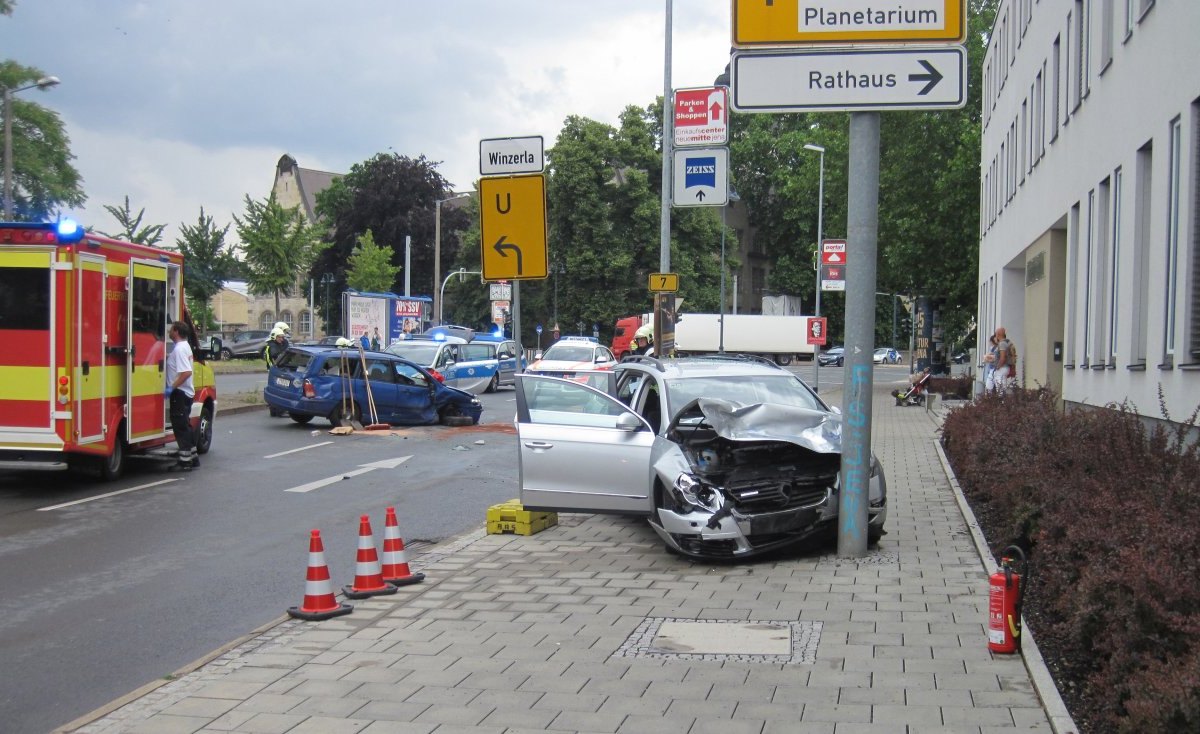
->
[941,388,1200,734]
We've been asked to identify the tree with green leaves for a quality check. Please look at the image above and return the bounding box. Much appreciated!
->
[1,1,15,17]
[234,191,324,317]
[175,208,235,332]
[314,152,466,331]
[0,60,85,221]
[345,229,400,293]
[100,195,166,245]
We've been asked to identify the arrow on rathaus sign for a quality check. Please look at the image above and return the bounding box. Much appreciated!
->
[732,46,966,113]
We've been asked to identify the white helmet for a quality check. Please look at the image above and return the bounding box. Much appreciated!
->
[269,327,284,338]
[634,324,653,341]
[273,321,291,334]
[335,337,355,348]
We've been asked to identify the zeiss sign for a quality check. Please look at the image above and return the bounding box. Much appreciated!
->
[685,157,717,188]
[672,147,728,207]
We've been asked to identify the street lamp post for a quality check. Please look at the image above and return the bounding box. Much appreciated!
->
[321,273,335,336]
[439,268,482,324]
[3,76,60,220]
[804,143,825,392]
[433,192,472,325]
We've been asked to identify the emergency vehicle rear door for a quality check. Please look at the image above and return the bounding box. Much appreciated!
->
[76,253,106,443]
[0,247,56,436]
[126,260,170,443]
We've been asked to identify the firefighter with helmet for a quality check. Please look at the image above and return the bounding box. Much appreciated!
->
[264,328,290,417]
[631,324,655,357]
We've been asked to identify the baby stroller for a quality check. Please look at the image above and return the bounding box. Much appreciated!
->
[892,369,932,406]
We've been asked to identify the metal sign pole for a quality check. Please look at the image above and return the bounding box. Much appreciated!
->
[657,0,673,350]
[838,111,880,559]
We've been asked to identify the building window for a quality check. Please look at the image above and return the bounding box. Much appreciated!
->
[1109,169,1122,364]
[1095,179,1111,364]
[1190,105,1200,360]
[1070,3,1085,112]
[299,310,312,337]
[1036,68,1046,160]
[1164,118,1182,359]
[1066,202,1081,366]
[1099,0,1114,72]
[259,311,275,330]
[1081,0,1091,98]
[1124,0,1135,38]
[1083,190,1096,366]
[752,267,766,295]
[279,310,293,329]
[1132,142,1153,364]
[1051,36,1062,140]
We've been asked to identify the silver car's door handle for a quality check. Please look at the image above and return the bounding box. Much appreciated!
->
[524,441,554,449]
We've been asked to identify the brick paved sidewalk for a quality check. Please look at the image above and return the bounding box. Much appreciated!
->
[70,392,1061,734]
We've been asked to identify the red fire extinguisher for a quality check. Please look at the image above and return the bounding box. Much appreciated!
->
[987,545,1027,654]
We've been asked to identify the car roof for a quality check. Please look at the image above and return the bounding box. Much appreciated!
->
[557,335,599,343]
[618,355,790,379]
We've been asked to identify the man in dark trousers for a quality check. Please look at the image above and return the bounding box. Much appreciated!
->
[165,320,198,471]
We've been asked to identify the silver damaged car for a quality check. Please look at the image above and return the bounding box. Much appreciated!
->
[514,356,886,559]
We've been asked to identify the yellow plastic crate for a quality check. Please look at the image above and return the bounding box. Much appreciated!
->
[486,499,558,536]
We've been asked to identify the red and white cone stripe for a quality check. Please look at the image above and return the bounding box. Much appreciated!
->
[381,506,425,586]
[287,529,353,621]
[342,515,398,599]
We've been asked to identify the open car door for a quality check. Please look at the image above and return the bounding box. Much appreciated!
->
[515,374,653,515]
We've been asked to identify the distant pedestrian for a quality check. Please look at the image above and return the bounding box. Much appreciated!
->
[994,326,1016,389]
[371,327,381,351]
[165,320,198,471]
[360,331,370,350]
[983,334,998,392]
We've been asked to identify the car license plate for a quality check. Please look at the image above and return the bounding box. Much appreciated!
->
[275,376,291,387]
[748,506,817,535]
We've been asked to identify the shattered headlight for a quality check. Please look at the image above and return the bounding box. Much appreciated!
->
[671,473,721,511]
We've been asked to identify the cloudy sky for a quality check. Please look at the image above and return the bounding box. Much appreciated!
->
[5,1,732,243]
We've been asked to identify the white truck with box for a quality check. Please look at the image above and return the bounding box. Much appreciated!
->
[673,313,814,365]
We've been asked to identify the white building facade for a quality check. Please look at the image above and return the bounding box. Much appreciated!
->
[979,0,1198,420]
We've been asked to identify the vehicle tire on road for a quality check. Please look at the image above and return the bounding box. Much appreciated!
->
[195,403,214,455]
[220,348,233,361]
[439,405,474,427]
[776,354,792,366]
[328,404,360,427]
[485,374,499,393]
[99,434,127,481]
[289,414,313,425]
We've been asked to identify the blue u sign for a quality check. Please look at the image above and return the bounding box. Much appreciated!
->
[685,157,717,189]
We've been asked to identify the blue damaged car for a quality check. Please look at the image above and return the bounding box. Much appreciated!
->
[264,346,482,426]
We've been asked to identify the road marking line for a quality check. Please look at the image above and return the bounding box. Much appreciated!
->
[284,455,412,494]
[37,478,182,511]
[264,441,334,459]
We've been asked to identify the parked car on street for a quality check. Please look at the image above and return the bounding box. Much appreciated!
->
[221,329,272,360]
[263,346,482,426]
[816,346,844,366]
[514,355,887,559]
[526,337,617,380]
[873,347,901,364]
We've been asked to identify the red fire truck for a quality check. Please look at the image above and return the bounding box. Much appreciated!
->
[0,221,217,479]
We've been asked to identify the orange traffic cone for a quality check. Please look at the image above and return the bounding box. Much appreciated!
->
[287,530,353,621]
[342,515,398,599]
[381,506,426,587]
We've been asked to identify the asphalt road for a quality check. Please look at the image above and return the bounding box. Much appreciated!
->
[0,389,521,734]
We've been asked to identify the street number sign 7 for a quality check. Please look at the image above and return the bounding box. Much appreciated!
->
[649,272,679,292]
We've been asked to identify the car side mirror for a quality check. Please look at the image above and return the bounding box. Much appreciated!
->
[830,405,842,415]
[594,354,606,363]
[533,351,543,360]
[616,412,643,432]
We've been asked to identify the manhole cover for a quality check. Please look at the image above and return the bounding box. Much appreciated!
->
[612,617,821,664]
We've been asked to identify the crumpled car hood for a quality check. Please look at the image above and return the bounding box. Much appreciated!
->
[668,398,842,454]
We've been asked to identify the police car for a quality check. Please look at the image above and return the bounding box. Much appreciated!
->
[526,336,618,380]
